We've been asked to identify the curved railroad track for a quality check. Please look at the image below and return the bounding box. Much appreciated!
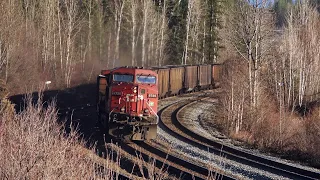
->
[57,90,320,179]
[120,140,211,179]
[159,94,320,180]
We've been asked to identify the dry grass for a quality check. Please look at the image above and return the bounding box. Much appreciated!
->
[0,96,119,179]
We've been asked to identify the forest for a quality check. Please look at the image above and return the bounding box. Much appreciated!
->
[0,0,221,92]
[1,0,320,178]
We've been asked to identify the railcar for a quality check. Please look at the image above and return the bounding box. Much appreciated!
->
[97,67,158,141]
[198,65,212,90]
[184,66,198,92]
[169,66,185,95]
[154,68,170,98]
[212,64,222,87]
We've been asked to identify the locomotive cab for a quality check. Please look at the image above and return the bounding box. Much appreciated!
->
[97,67,158,141]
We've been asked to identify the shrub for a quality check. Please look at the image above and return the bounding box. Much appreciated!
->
[0,97,116,179]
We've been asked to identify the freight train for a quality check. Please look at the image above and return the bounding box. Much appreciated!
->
[96,64,222,142]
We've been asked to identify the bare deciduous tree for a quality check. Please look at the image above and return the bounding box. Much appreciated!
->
[64,0,81,87]
[113,0,125,68]
[228,0,274,109]
[130,0,138,66]
[182,0,193,65]
[158,0,167,66]
[270,0,320,110]
[141,0,151,66]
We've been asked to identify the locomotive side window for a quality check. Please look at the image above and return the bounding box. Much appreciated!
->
[136,75,156,84]
[113,74,134,83]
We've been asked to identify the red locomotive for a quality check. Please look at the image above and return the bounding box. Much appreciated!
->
[97,67,158,141]
[97,64,222,142]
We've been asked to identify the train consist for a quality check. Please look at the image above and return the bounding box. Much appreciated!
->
[96,64,222,141]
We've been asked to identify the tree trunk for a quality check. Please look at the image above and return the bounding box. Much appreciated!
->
[107,30,112,68]
[57,1,63,72]
[142,0,148,67]
[114,0,124,68]
[131,0,137,66]
[183,0,192,65]
[159,0,166,66]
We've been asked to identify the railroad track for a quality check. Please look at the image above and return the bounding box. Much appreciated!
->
[57,90,320,179]
[93,128,216,180]
[160,96,320,180]
[120,140,209,179]
[78,146,136,180]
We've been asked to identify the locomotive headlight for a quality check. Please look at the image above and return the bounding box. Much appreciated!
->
[143,109,150,116]
[120,107,125,112]
[133,87,137,93]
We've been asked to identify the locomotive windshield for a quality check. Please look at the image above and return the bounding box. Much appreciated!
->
[136,75,156,84]
[113,74,134,83]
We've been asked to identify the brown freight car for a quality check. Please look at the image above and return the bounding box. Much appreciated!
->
[198,65,212,89]
[184,65,198,92]
[212,64,222,87]
[169,66,185,95]
[155,68,170,98]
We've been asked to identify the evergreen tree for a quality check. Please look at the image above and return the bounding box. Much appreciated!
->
[310,0,320,12]
[273,0,293,27]
[165,0,188,65]
[164,0,223,64]
[204,0,223,63]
